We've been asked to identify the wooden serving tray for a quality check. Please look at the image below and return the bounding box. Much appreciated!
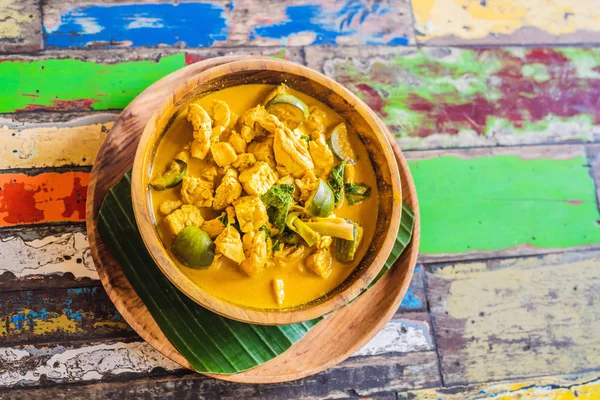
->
[86,56,420,383]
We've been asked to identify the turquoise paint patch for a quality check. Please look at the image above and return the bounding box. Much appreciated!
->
[45,3,228,48]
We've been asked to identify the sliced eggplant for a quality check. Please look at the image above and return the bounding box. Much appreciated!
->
[172,226,215,268]
[305,179,335,217]
[329,123,356,164]
[334,221,363,263]
[265,93,310,123]
[149,159,187,190]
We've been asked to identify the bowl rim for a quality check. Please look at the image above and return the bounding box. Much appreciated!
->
[131,58,402,325]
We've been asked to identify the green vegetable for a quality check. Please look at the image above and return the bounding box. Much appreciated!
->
[327,161,346,206]
[261,184,295,232]
[335,221,363,263]
[280,230,301,245]
[286,212,319,247]
[329,123,356,164]
[300,134,311,142]
[304,217,355,240]
[265,93,310,123]
[172,226,214,268]
[306,180,335,217]
[149,159,187,190]
[272,239,281,252]
[345,183,371,205]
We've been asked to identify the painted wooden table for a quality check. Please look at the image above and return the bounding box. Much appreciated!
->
[1,1,599,398]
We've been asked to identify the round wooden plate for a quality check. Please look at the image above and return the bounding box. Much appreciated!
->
[86,56,420,383]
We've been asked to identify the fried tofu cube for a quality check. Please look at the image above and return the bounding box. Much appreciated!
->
[240,125,257,143]
[181,175,214,208]
[239,230,269,276]
[272,279,285,306]
[306,249,333,278]
[228,131,247,154]
[159,200,182,215]
[201,214,226,239]
[211,142,238,167]
[232,153,256,171]
[238,161,277,196]
[233,196,268,233]
[213,168,243,210]
[214,225,245,264]
[164,205,204,236]
[248,137,276,168]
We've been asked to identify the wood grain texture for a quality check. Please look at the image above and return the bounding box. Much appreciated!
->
[399,370,600,399]
[0,48,302,113]
[132,58,403,325]
[0,114,114,170]
[304,46,600,150]
[0,225,98,291]
[412,0,600,45]
[43,0,414,48]
[0,286,133,345]
[0,314,436,388]
[426,250,600,386]
[86,55,419,382]
[406,145,600,262]
[0,0,41,52]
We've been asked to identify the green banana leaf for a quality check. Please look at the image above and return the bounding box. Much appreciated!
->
[98,172,415,374]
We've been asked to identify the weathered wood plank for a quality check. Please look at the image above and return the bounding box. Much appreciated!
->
[0,314,437,389]
[43,0,413,48]
[412,0,600,45]
[0,171,88,227]
[586,144,600,209]
[426,250,600,386]
[399,371,600,399]
[304,46,600,150]
[0,114,114,170]
[405,145,600,262]
[0,287,133,345]
[0,0,41,52]
[398,265,426,312]
[0,48,301,113]
[0,225,98,291]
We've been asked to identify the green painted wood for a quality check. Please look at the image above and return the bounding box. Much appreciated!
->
[407,146,600,256]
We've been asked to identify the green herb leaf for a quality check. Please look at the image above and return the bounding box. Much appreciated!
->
[327,161,346,206]
[261,184,295,231]
[344,183,371,205]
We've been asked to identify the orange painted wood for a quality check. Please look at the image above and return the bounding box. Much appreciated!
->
[0,172,88,226]
[86,56,420,383]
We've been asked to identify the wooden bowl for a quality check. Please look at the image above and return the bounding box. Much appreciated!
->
[131,59,402,325]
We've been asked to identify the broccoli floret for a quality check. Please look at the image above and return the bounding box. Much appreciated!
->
[260,184,295,231]
[327,161,346,206]
[344,183,371,205]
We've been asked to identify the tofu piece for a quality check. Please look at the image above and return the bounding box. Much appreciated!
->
[232,153,256,171]
[239,230,269,276]
[241,125,258,143]
[212,100,231,129]
[228,130,247,154]
[238,161,277,196]
[306,249,333,278]
[213,168,243,210]
[214,225,245,264]
[164,205,204,236]
[159,200,182,215]
[272,279,285,306]
[309,135,334,176]
[248,137,276,168]
[201,165,220,184]
[187,104,212,160]
[233,196,268,233]
[181,175,214,208]
[201,214,226,239]
[211,142,238,167]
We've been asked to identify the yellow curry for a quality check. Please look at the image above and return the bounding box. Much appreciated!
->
[150,84,378,309]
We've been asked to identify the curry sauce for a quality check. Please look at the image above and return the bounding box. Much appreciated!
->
[150,84,378,309]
